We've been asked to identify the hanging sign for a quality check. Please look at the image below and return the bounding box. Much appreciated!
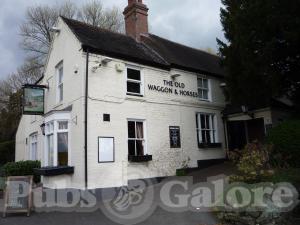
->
[22,85,45,115]
[3,176,33,217]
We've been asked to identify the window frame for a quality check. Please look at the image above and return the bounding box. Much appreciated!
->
[29,132,38,160]
[127,119,147,157]
[44,112,71,167]
[126,66,144,96]
[197,76,211,101]
[196,113,219,146]
[56,61,64,103]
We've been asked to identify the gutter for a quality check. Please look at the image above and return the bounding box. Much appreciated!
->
[84,48,89,189]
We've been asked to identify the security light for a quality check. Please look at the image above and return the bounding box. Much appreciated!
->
[171,74,181,79]
[50,27,60,33]
[101,57,113,65]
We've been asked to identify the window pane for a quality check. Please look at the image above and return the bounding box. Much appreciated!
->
[197,78,203,87]
[128,121,136,138]
[203,90,208,100]
[201,130,206,143]
[58,121,68,130]
[127,68,141,80]
[128,140,136,156]
[58,132,68,166]
[206,131,211,143]
[206,115,210,129]
[59,85,63,101]
[136,122,143,138]
[203,79,208,88]
[198,89,203,99]
[47,134,54,166]
[136,140,144,156]
[200,115,206,129]
[127,81,140,94]
[59,67,63,83]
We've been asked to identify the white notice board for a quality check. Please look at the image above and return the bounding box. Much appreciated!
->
[98,137,114,163]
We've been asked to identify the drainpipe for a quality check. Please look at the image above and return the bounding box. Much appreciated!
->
[84,48,89,189]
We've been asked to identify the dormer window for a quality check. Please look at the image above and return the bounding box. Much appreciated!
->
[126,67,143,96]
[197,77,210,101]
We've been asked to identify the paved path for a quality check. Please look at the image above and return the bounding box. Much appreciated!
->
[0,163,235,225]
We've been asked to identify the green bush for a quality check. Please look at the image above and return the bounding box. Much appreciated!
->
[229,142,274,183]
[0,141,15,166]
[267,120,300,168]
[2,160,41,183]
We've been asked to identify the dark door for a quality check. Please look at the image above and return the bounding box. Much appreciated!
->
[227,121,247,150]
[247,118,265,142]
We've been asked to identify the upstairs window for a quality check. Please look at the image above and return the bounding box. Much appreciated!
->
[56,62,64,103]
[127,68,143,96]
[29,133,38,160]
[128,120,146,156]
[196,113,217,145]
[197,77,210,101]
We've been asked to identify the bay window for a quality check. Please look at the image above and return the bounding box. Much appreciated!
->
[29,133,38,160]
[196,113,221,147]
[44,114,70,167]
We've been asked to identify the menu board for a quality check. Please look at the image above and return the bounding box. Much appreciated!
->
[3,176,33,217]
[169,126,181,148]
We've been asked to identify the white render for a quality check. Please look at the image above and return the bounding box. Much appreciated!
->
[16,18,227,189]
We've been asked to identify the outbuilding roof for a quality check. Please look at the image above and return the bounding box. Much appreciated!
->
[61,17,224,78]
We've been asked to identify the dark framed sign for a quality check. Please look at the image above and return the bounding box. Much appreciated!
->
[3,176,33,217]
[22,85,45,115]
[169,126,181,148]
[98,137,115,163]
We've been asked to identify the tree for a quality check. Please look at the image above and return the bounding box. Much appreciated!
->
[218,0,300,109]
[78,1,123,31]
[20,0,124,73]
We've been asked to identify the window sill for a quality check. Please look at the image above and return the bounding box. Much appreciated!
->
[198,143,222,149]
[128,155,152,163]
[34,166,74,176]
[126,93,144,97]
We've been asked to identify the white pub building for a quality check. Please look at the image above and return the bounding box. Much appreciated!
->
[15,0,230,189]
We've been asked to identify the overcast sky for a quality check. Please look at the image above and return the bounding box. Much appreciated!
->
[0,0,225,80]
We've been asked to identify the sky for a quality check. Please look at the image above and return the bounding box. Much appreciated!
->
[0,0,225,80]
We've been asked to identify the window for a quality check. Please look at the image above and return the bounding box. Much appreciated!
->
[196,113,217,145]
[56,62,64,103]
[197,77,210,100]
[29,133,38,160]
[45,120,69,167]
[127,68,143,96]
[128,120,145,156]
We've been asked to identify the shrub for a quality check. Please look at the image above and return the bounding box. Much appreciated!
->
[229,142,274,183]
[0,141,15,166]
[267,120,300,168]
[2,160,41,183]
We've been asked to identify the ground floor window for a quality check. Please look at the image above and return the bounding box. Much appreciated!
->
[45,119,69,167]
[29,133,38,160]
[196,113,217,145]
[128,120,145,156]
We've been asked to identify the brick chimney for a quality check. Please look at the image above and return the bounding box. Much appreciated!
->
[123,0,149,41]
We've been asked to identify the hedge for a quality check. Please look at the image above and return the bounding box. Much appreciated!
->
[0,141,15,166]
[267,120,300,167]
[1,160,41,183]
